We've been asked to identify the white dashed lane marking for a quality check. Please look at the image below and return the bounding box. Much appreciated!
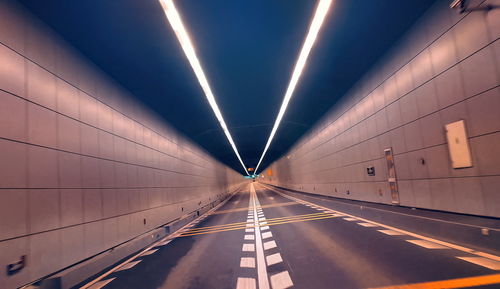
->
[240,257,256,268]
[270,271,294,289]
[156,240,171,246]
[244,234,255,240]
[236,277,256,289]
[378,229,405,236]
[266,253,283,266]
[87,278,116,289]
[141,249,158,256]
[357,222,378,227]
[263,240,277,250]
[456,257,500,270]
[262,231,273,239]
[115,260,142,272]
[242,243,255,252]
[407,240,450,249]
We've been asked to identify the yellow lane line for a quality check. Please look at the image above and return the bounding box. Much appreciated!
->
[182,213,334,234]
[179,215,337,237]
[184,212,333,233]
[210,201,298,215]
[185,220,251,231]
[185,211,330,232]
[369,273,500,289]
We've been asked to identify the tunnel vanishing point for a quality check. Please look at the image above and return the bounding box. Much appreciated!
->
[0,0,500,289]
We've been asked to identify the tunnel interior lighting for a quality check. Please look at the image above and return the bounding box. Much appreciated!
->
[159,0,249,175]
[255,0,333,174]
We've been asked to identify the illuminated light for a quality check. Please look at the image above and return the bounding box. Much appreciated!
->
[158,0,249,175]
[255,0,333,174]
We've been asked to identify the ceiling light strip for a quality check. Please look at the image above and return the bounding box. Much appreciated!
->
[255,0,333,174]
[159,0,249,175]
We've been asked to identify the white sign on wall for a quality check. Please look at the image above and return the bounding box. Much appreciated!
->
[445,120,473,169]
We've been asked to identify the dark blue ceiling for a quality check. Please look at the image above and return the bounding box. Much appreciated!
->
[20,0,436,174]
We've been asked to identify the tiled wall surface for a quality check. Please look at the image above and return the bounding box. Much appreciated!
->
[263,0,500,218]
[0,1,243,288]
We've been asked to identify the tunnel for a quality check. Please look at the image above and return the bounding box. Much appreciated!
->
[0,0,499,288]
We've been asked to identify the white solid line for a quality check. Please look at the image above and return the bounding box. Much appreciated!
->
[242,243,255,252]
[343,217,357,221]
[266,253,283,266]
[262,231,273,239]
[244,234,255,240]
[250,184,270,289]
[236,277,256,289]
[270,271,294,289]
[357,222,378,227]
[406,240,450,249]
[456,257,500,270]
[240,257,256,268]
[263,240,277,250]
[115,260,142,272]
[378,229,405,236]
[141,249,158,256]
[87,278,116,289]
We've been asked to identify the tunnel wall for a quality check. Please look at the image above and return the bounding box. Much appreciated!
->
[263,0,500,218]
[0,1,244,288]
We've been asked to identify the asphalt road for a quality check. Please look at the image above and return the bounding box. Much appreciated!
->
[79,182,500,289]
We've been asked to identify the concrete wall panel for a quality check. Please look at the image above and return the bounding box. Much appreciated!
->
[263,0,500,218]
[0,2,244,288]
